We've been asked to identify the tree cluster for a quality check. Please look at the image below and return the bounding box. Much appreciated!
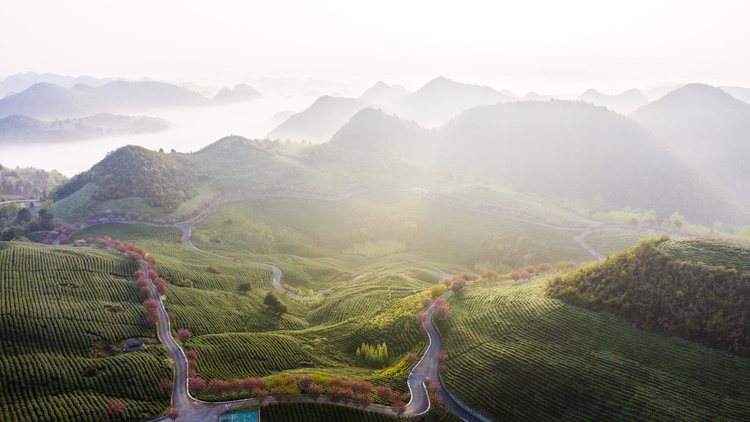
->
[181,369,408,412]
[0,166,64,200]
[0,202,56,241]
[356,342,389,367]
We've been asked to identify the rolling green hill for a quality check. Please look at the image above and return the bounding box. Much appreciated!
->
[436,278,750,421]
[0,164,65,200]
[0,241,171,421]
[188,191,594,277]
[68,223,430,396]
[51,145,198,211]
[548,237,750,356]
[658,237,750,273]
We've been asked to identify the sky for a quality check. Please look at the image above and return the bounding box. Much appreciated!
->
[2,0,750,94]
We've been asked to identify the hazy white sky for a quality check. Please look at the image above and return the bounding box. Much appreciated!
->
[2,0,749,93]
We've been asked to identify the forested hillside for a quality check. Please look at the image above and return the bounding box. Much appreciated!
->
[548,236,750,356]
[0,164,65,200]
[51,145,197,210]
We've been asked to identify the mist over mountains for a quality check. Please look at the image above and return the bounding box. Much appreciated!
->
[357,81,410,105]
[577,88,649,114]
[388,76,516,127]
[4,73,750,227]
[631,83,750,208]
[0,113,170,143]
[267,77,519,142]
[0,80,263,120]
[0,71,114,98]
[330,102,747,225]
[211,84,263,104]
[266,96,369,143]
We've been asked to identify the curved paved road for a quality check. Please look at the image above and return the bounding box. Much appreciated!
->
[62,189,620,421]
[169,219,543,421]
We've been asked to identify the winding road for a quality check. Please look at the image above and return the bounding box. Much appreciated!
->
[66,189,616,421]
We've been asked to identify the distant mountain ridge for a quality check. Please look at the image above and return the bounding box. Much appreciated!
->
[720,85,750,105]
[631,83,750,207]
[266,96,369,143]
[0,80,262,120]
[0,113,171,143]
[577,88,649,114]
[331,99,748,225]
[0,72,113,98]
[212,84,263,104]
[357,81,410,105]
[387,76,515,127]
[329,107,428,156]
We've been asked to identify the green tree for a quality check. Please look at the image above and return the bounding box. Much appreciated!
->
[264,292,287,315]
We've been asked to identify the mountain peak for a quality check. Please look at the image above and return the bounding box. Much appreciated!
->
[358,81,409,105]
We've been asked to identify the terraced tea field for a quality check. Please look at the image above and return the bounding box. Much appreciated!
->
[659,237,750,273]
[436,278,750,421]
[71,222,430,398]
[583,229,651,257]
[182,270,430,396]
[260,402,400,422]
[0,241,171,421]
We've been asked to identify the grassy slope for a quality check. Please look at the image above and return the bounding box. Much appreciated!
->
[0,241,171,422]
[190,191,593,280]
[583,230,652,257]
[436,279,750,421]
[70,223,430,395]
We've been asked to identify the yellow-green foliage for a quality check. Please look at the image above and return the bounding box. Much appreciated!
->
[374,343,426,378]
[428,285,446,297]
[343,240,407,258]
[356,342,388,366]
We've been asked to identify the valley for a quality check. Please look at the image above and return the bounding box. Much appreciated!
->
[3,75,750,422]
